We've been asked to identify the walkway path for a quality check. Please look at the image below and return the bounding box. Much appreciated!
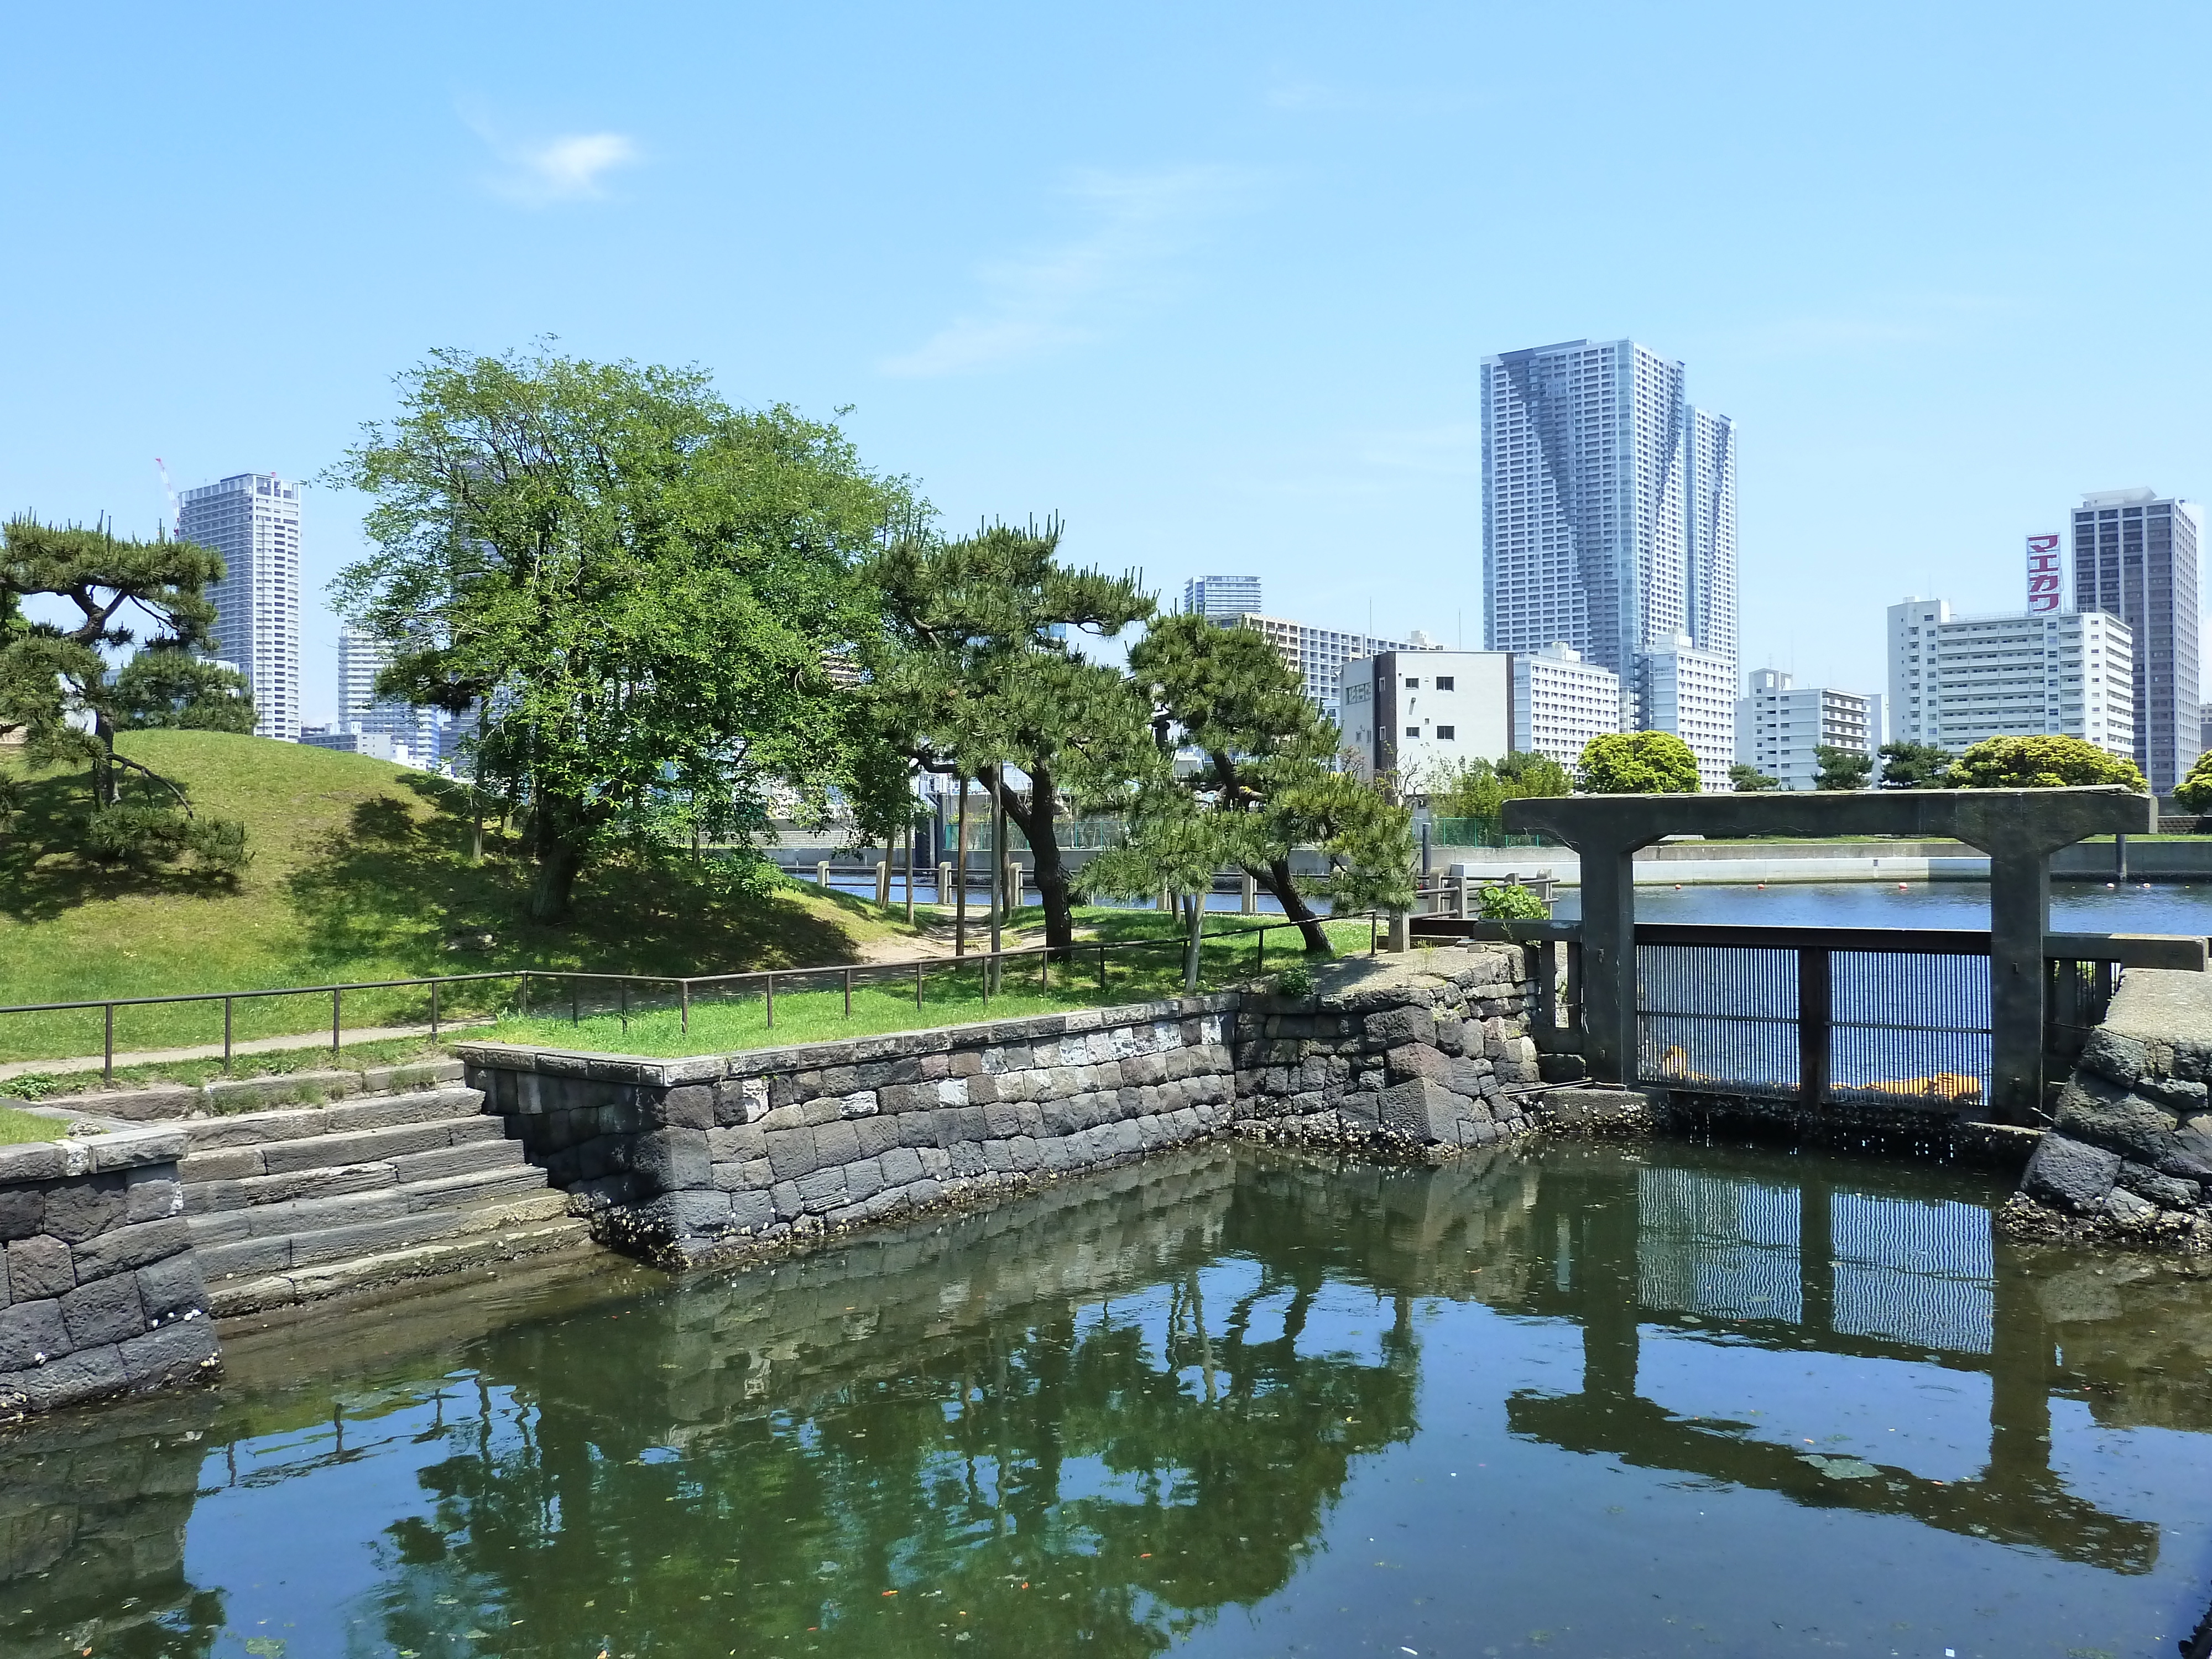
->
[0,1018,497,1083]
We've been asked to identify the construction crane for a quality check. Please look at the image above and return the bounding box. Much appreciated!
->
[154,457,179,535]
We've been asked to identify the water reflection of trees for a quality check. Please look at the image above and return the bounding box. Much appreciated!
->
[364,1153,1430,1657]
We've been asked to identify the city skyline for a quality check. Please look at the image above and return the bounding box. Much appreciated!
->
[178,471,301,743]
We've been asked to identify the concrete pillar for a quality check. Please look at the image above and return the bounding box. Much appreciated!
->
[1386,910,1411,952]
[816,860,831,888]
[874,860,891,905]
[1987,848,2051,1122]
[937,862,954,905]
[1577,841,1640,1086]
[1240,873,1258,915]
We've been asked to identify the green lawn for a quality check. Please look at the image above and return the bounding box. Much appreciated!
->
[0,732,937,1064]
[486,910,1374,1058]
[0,1106,69,1144]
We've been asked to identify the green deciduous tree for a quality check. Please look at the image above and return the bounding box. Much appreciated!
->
[2176,750,2212,814]
[1947,734,2146,791]
[1876,741,1954,789]
[1577,730,1700,794]
[1813,745,1872,791]
[331,346,916,923]
[1430,751,1572,817]
[1122,612,1413,954]
[1728,763,1780,792]
[865,520,1156,956]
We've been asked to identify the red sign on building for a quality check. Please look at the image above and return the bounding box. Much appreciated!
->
[2027,534,2062,614]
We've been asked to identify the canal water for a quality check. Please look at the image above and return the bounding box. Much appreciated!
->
[11,1140,2212,1658]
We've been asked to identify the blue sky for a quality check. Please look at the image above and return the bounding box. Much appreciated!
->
[6,2,2210,723]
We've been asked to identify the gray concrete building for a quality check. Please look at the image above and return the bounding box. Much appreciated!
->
[2072,488,2201,793]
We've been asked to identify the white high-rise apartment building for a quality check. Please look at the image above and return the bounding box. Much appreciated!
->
[1234,614,1421,722]
[179,472,301,740]
[1182,576,1263,622]
[1482,338,1737,773]
[337,626,440,764]
[1887,599,2134,760]
[1510,643,1622,768]
[1338,651,1513,784]
[1641,637,1738,791]
[1735,669,1877,790]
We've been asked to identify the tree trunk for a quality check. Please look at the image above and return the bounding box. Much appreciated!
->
[987,760,1076,958]
[1254,856,1332,954]
[1181,891,1204,992]
[523,796,593,923]
[92,712,118,808]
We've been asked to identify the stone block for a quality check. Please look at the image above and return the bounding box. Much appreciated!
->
[69,1219,189,1284]
[729,1191,774,1232]
[800,1096,843,1128]
[706,1123,766,1162]
[2106,1186,2158,1223]
[936,1078,970,1107]
[632,1129,712,1196]
[1364,1006,1436,1048]
[1385,1044,1451,1084]
[811,1120,861,1168]
[839,1090,879,1119]
[59,1274,145,1349]
[6,1235,72,1302]
[0,1300,68,1369]
[0,1186,41,1242]
[658,1085,716,1129]
[123,1172,183,1224]
[771,1180,804,1221]
[855,1115,900,1159]
[2054,1076,2183,1166]
[1375,1079,1480,1145]
[796,1167,848,1214]
[39,1177,127,1244]
[2081,1029,2150,1088]
[844,1159,884,1203]
[764,1127,821,1182]
[716,1076,771,1125]
[118,1317,218,1393]
[0,1144,66,1183]
[2022,1132,2122,1212]
[2117,1161,2200,1210]
[16,1344,126,1413]
[135,1254,206,1322]
[880,1146,925,1186]
[2140,1074,2212,1113]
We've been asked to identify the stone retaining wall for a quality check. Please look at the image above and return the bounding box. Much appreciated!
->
[2003,968,2212,1251]
[459,943,1542,1267]
[0,1127,216,1421]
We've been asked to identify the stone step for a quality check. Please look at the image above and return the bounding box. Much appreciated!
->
[194,1171,567,1284]
[207,1201,593,1319]
[186,1138,526,1214]
[179,1108,503,1185]
[176,1087,486,1155]
[188,1161,554,1253]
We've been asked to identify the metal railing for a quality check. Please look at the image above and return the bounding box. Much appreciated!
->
[0,911,1379,1085]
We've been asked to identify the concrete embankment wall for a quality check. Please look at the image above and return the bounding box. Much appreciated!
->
[456,944,1542,1268]
[0,1126,216,1420]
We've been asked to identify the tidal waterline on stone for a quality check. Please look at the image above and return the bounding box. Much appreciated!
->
[7,1140,2211,1656]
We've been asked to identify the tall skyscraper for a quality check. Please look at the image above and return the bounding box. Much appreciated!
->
[2072,489,2201,793]
[178,472,301,741]
[337,625,440,764]
[1182,575,1262,622]
[1481,338,1737,778]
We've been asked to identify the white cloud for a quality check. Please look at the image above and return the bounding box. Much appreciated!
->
[881,165,1249,378]
[466,113,641,205]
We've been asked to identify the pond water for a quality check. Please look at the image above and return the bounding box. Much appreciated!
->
[1560,879,2212,935]
[10,1139,2212,1658]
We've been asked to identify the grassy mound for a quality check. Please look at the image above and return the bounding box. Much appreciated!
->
[0,731,929,1063]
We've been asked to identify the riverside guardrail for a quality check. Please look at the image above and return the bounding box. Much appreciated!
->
[0,910,1411,1086]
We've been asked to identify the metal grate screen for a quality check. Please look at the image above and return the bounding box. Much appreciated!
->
[1636,945,1798,1094]
[1828,950,1990,1110]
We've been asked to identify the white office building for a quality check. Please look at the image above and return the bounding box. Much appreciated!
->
[1481,339,1738,766]
[337,626,440,765]
[1887,599,2135,760]
[1641,636,1738,791]
[1734,669,1879,789]
[178,472,301,741]
[1182,576,1264,622]
[1510,643,1622,768]
[1338,651,1513,784]
[1235,614,1422,722]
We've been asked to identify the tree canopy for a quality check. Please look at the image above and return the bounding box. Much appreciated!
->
[1728,763,1780,793]
[1947,734,2146,791]
[1577,730,1699,794]
[865,520,1155,956]
[1117,612,1413,954]
[2177,750,2212,813]
[1813,744,1872,791]
[1876,741,1954,789]
[330,346,917,923]
[1432,752,1572,817]
[0,517,249,877]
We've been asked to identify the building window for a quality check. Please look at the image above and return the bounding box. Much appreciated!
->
[1436,676,1455,691]
[1404,677,1420,689]
[1436,725,1455,739]
[1405,727,1421,739]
